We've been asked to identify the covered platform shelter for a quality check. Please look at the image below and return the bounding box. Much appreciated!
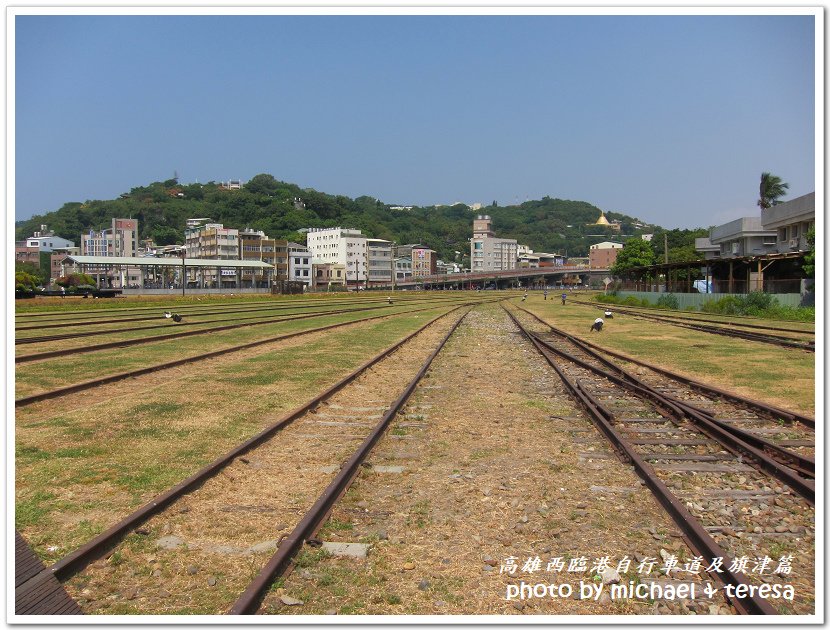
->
[60,255,275,294]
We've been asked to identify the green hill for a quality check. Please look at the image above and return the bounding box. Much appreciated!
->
[16,173,683,262]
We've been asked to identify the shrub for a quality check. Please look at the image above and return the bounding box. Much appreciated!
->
[57,273,96,288]
[656,294,679,310]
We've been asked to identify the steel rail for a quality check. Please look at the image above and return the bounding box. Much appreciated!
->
[14,294,464,330]
[508,306,815,499]
[525,330,814,502]
[15,299,494,408]
[16,303,397,344]
[574,300,815,336]
[504,307,778,615]
[515,307,815,480]
[514,304,815,429]
[35,306,466,585]
[228,309,470,614]
[15,303,398,362]
[577,303,813,351]
[513,313,815,477]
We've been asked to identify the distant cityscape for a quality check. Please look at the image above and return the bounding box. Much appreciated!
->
[15,187,814,296]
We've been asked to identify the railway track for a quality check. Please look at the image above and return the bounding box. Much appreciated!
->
[513,306,816,461]
[570,301,814,351]
[18,306,469,614]
[15,298,496,407]
[16,303,413,362]
[505,305,814,615]
[14,294,466,331]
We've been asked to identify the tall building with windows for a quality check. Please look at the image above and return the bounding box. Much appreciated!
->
[366,238,393,287]
[185,222,240,287]
[239,229,284,288]
[306,227,367,287]
[411,246,438,277]
[79,218,139,287]
[288,242,313,288]
[470,215,518,272]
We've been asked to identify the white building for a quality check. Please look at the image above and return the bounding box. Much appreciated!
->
[26,225,75,252]
[306,227,367,286]
[288,242,313,288]
[394,257,413,283]
[761,192,815,254]
[78,218,139,287]
[470,215,518,272]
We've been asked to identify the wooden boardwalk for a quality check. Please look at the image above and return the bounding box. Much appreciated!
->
[15,531,83,615]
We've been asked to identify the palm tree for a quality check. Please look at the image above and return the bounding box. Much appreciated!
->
[758,172,789,209]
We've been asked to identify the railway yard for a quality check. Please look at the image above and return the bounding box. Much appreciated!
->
[13,291,817,618]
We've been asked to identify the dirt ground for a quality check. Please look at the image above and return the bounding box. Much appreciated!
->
[271,304,740,617]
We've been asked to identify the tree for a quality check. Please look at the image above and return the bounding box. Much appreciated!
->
[245,173,280,196]
[803,227,815,278]
[610,238,656,277]
[15,260,48,285]
[758,172,789,209]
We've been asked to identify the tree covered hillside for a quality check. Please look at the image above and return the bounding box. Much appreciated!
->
[16,173,681,262]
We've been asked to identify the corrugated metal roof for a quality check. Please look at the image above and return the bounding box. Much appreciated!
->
[63,255,273,269]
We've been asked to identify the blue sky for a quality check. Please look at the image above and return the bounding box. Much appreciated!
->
[14,12,817,230]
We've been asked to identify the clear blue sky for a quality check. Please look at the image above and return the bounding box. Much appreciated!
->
[14,13,816,230]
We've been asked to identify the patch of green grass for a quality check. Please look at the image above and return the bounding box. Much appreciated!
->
[321,517,354,534]
[53,446,106,458]
[339,601,365,614]
[294,547,332,568]
[16,444,50,461]
[16,491,55,527]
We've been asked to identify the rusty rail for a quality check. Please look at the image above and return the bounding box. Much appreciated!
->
[514,304,815,429]
[42,307,466,583]
[16,299,496,408]
[504,306,778,615]
[228,309,470,614]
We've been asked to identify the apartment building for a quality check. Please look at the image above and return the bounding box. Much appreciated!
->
[708,218,777,258]
[411,247,438,277]
[761,192,815,254]
[470,215,518,272]
[313,262,347,290]
[288,242,313,288]
[394,257,413,283]
[15,244,41,268]
[239,229,285,288]
[366,238,393,287]
[185,222,240,287]
[589,241,624,268]
[306,227,367,287]
[27,225,75,252]
[79,218,139,287]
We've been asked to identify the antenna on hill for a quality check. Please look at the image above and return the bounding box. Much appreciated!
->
[173,170,179,183]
